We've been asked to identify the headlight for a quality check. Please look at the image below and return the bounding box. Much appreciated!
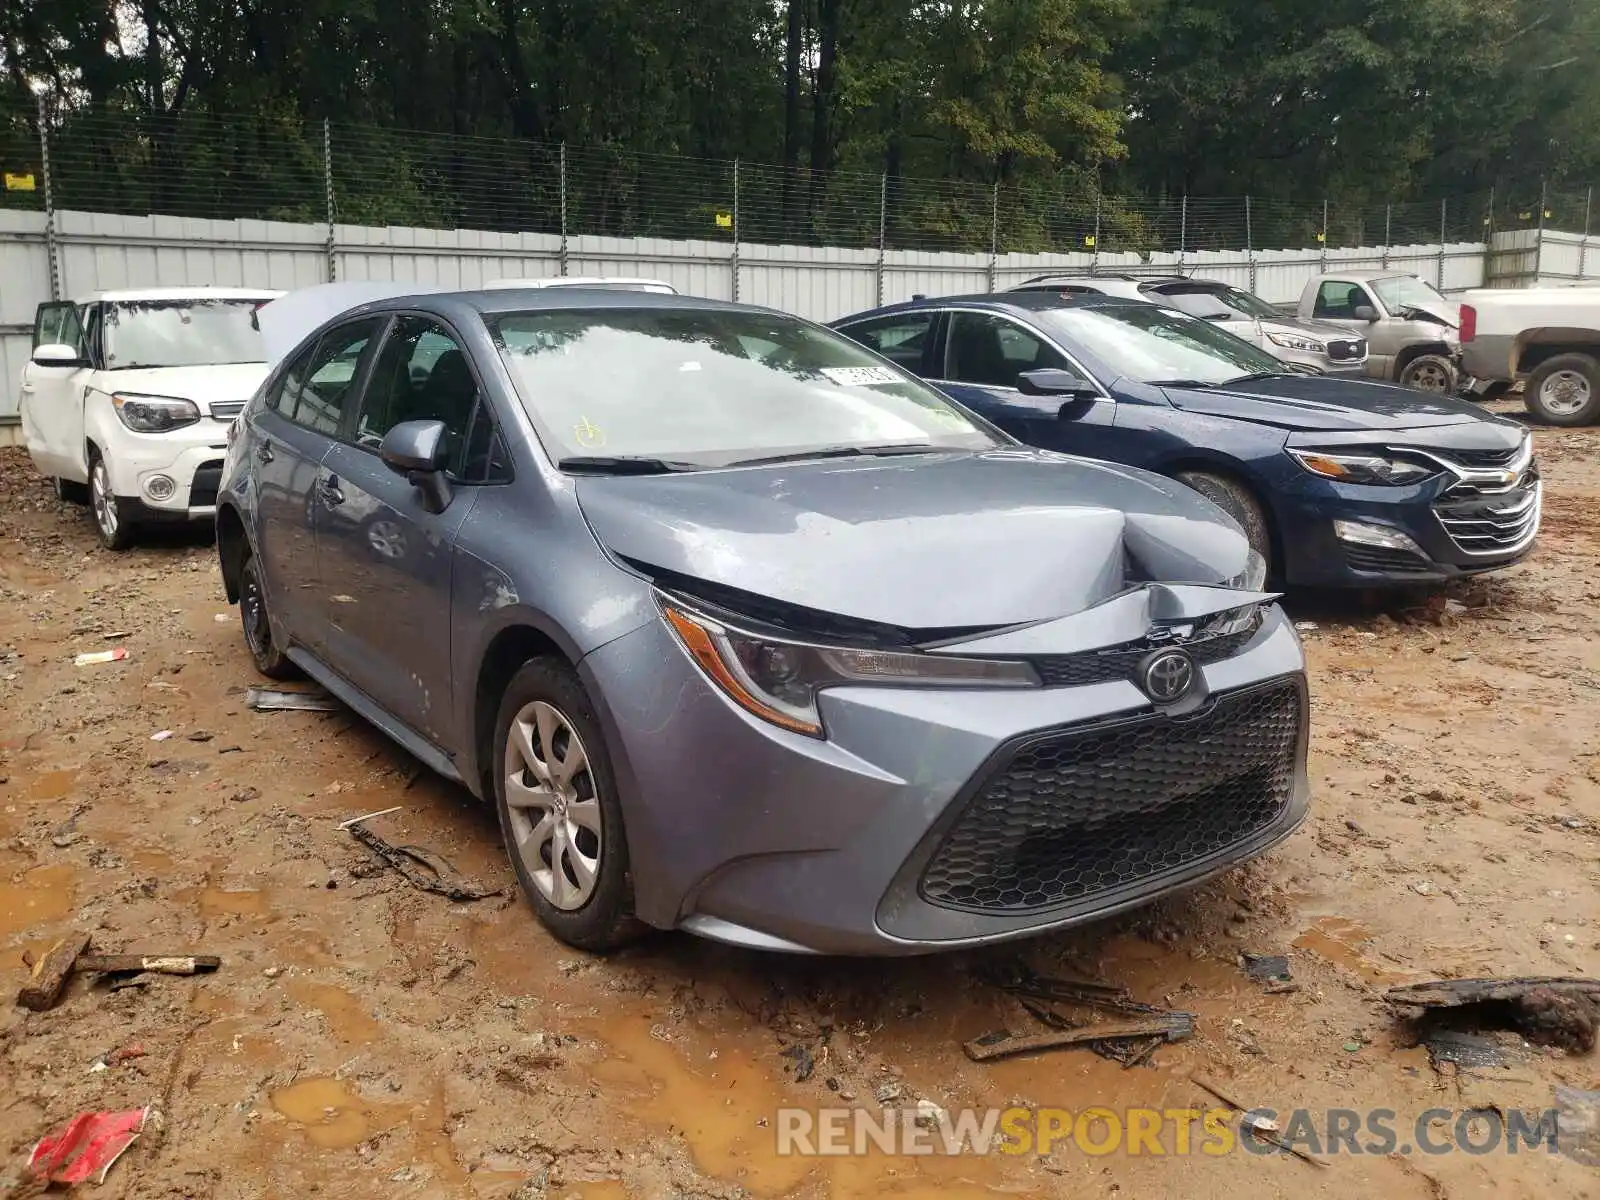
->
[1225,548,1268,591]
[1266,332,1327,354]
[112,393,200,433]
[659,598,1039,737]
[1287,448,1435,486]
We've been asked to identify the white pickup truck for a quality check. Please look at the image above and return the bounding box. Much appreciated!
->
[1457,287,1600,425]
[19,287,282,548]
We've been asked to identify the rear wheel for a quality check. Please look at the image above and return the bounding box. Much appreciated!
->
[88,451,136,551]
[239,550,299,679]
[492,658,643,952]
[1398,353,1456,394]
[1176,470,1272,579]
[1525,353,1600,426]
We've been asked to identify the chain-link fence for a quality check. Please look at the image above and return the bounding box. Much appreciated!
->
[0,98,1580,258]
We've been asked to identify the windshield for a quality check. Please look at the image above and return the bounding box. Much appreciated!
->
[1160,284,1279,320]
[491,309,1000,467]
[104,299,267,369]
[1371,275,1449,313]
[1038,304,1283,386]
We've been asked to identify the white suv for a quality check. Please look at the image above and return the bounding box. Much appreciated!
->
[20,287,282,549]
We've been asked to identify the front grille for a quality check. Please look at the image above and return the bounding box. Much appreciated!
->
[188,460,225,507]
[918,679,1304,914]
[1435,481,1540,556]
[1439,446,1520,469]
[1326,339,1366,362]
[1032,626,1256,688]
[1344,544,1434,574]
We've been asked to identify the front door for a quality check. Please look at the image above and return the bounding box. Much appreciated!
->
[317,314,496,746]
[20,302,94,481]
[249,317,384,657]
[932,310,1122,461]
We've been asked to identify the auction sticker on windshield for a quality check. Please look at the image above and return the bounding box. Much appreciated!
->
[820,365,903,388]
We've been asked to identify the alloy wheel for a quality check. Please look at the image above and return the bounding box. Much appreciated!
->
[1540,369,1591,417]
[91,459,117,541]
[503,700,602,911]
[1408,362,1451,393]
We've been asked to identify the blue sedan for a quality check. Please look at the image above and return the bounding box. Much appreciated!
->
[833,293,1540,587]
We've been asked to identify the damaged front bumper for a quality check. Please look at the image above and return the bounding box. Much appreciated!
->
[579,590,1310,956]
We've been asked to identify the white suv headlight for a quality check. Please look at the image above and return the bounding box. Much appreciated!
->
[112,392,201,433]
[1266,331,1328,354]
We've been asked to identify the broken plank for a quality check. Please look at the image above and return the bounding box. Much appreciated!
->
[16,933,92,1012]
[964,1015,1193,1062]
[76,955,221,976]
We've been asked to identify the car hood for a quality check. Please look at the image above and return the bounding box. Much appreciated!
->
[1260,315,1364,341]
[99,362,270,412]
[1158,375,1493,431]
[573,449,1252,629]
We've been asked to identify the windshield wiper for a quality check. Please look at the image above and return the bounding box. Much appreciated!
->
[557,455,700,475]
[727,443,942,468]
[1223,371,1298,385]
[1146,379,1220,389]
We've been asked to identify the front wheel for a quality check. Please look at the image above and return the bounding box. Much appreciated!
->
[1398,353,1457,394]
[88,452,135,551]
[1175,470,1273,581]
[1525,353,1600,426]
[492,658,643,952]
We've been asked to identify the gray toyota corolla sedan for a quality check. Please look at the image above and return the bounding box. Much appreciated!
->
[216,285,1310,955]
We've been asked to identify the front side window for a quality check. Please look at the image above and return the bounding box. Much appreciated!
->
[1038,304,1283,386]
[945,312,1068,388]
[1313,281,1372,320]
[841,313,934,371]
[491,308,998,468]
[355,317,483,476]
[102,298,268,369]
[284,318,382,436]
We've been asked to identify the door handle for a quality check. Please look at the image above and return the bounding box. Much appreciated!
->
[255,441,274,465]
[319,475,345,506]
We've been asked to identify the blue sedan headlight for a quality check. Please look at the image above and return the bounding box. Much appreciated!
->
[1287,448,1436,486]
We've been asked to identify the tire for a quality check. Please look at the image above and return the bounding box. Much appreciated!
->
[238,550,299,680]
[1176,470,1272,579]
[87,450,136,551]
[492,658,643,952]
[1525,353,1600,426]
[1398,353,1457,394]
[53,477,89,505]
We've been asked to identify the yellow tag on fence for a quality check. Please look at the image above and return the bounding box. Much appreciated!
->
[714,211,733,229]
[4,173,36,191]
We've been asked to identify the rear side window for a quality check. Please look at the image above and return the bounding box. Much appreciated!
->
[281,318,383,436]
[839,313,934,372]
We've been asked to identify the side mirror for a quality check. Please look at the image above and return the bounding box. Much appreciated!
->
[1202,311,1232,322]
[1017,368,1097,397]
[380,419,453,513]
[1352,305,1379,323]
[31,343,83,368]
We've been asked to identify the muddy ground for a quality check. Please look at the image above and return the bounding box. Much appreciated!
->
[2,413,1599,1199]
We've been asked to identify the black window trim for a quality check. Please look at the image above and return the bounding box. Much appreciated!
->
[927,307,1109,397]
[340,308,514,487]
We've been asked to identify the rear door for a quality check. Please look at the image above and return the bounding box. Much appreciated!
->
[248,317,384,657]
[317,314,499,745]
[930,310,1123,460]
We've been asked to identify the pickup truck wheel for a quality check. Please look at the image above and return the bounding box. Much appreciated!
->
[1526,354,1600,426]
[53,477,89,505]
[1175,470,1272,579]
[88,452,136,551]
[1398,354,1456,394]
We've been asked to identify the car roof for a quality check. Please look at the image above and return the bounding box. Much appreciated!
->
[1318,270,1410,283]
[1015,272,1189,286]
[360,288,779,319]
[481,276,677,292]
[837,291,1148,322]
[85,287,283,303]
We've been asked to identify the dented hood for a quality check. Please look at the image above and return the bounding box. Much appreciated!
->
[573,449,1252,628]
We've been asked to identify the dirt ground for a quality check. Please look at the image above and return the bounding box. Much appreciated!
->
[2,411,1600,1199]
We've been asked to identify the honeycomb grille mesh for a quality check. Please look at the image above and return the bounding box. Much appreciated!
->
[919,680,1303,913]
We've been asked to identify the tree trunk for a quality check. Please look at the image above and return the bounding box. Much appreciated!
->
[781,0,803,240]
[808,0,840,240]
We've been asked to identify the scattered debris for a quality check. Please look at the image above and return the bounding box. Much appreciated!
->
[74,647,127,666]
[1294,621,1318,632]
[18,935,219,1012]
[779,1043,816,1083]
[874,1081,903,1105]
[28,1108,149,1185]
[914,1099,947,1129]
[150,730,173,742]
[964,1015,1194,1063]
[246,686,339,712]
[187,730,213,742]
[975,962,1193,1066]
[89,1045,148,1073]
[1386,977,1600,1053]
[1190,1075,1327,1169]
[228,787,261,803]
[214,613,231,623]
[1423,1029,1507,1070]
[343,814,503,902]
[1242,953,1291,982]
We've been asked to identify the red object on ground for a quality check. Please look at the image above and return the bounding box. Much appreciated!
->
[28,1108,148,1184]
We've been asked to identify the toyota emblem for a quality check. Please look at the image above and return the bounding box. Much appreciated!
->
[1140,649,1195,704]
